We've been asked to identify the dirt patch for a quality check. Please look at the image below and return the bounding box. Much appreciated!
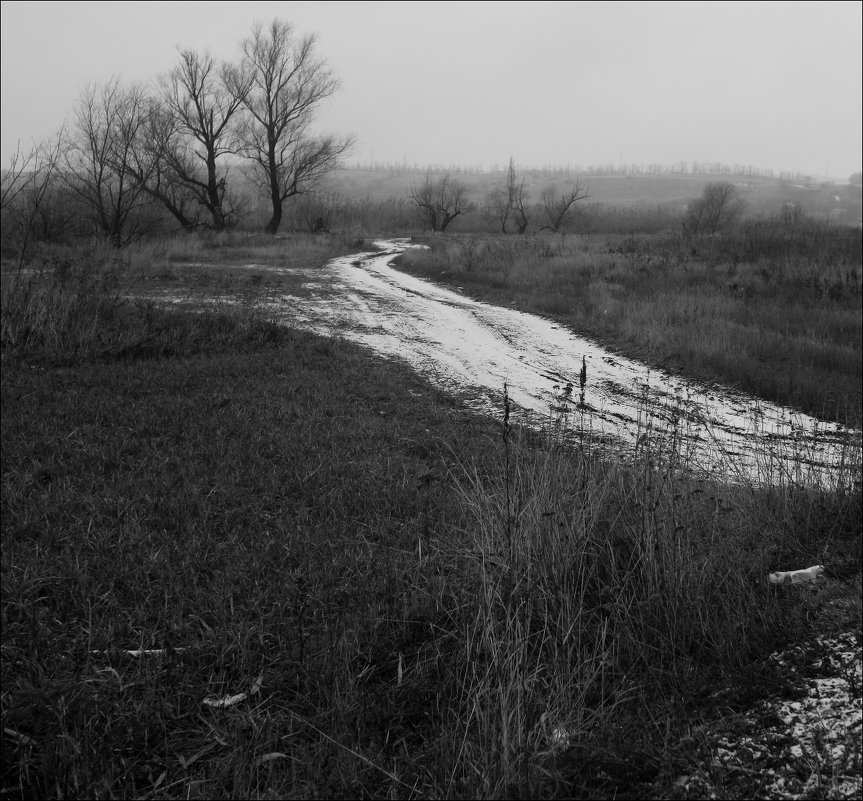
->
[666,627,861,800]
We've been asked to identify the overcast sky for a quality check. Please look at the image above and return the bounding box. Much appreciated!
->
[2,0,861,179]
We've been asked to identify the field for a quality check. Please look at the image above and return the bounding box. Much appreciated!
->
[2,176,862,799]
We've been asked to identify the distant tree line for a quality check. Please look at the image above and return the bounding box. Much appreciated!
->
[406,162,755,238]
[349,159,827,184]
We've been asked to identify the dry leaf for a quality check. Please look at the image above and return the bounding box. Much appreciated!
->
[257,752,289,765]
[203,692,247,709]
[89,647,188,657]
[768,565,825,585]
[4,727,35,746]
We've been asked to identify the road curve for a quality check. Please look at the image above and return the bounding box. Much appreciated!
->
[281,239,860,489]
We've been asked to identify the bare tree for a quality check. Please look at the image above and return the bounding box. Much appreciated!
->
[486,157,530,233]
[2,142,44,212]
[487,185,512,233]
[1,133,63,266]
[683,181,745,235]
[125,100,206,231]
[409,175,466,232]
[238,19,354,234]
[28,174,79,244]
[61,78,155,246]
[161,49,248,230]
[488,158,518,233]
[512,175,530,234]
[780,201,804,227]
[539,179,590,233]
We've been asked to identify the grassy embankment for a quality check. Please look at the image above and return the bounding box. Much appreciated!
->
[396,222,863,428]
[1,231,861,799]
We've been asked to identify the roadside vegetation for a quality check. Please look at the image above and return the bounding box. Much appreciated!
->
[396,220,863,429]
[2,219,861,798]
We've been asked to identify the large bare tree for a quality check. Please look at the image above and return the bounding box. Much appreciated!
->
[239,19,353,234]
[161,49,249,229]
[61,78,155,245]
[409,175,467,232]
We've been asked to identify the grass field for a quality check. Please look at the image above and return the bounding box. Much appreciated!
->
[1,231,861,799]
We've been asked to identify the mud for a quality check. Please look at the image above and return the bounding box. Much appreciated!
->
[272,239,860,489]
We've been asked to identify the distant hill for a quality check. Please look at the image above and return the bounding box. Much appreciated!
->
[320,167,863,223]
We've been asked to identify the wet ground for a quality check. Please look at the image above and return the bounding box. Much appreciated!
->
[267,239,860,490]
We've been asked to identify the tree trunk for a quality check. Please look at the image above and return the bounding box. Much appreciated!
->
[264,145,283,235]
[164,203,196,230]
[205,155,226,229]
[265,164,282,234]
[439,210,460,232]
[265,199,283,234]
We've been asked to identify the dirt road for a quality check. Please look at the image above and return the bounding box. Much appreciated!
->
[281,239,859,488]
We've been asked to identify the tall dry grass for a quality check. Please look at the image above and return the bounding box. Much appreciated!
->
[426,385,863,795]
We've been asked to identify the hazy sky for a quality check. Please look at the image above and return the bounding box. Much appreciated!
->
[2,0,861,179]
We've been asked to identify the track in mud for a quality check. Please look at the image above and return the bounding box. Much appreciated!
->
[276,239,859,489]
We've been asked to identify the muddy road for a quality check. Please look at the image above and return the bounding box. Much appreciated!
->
[274,239,858,489]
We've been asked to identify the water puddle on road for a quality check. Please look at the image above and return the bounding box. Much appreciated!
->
[268,239,860,489]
